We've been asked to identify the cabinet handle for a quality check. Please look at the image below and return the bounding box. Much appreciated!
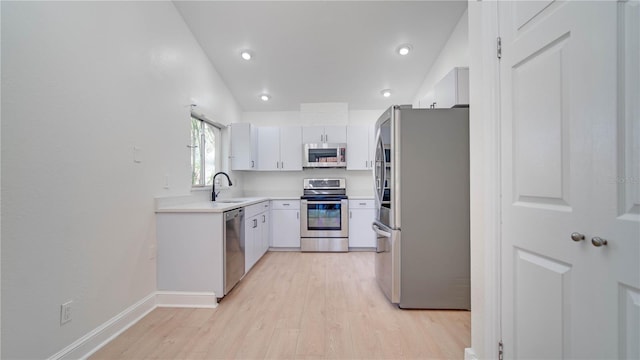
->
[253,219,258,228]
[349,211,352,219]
[359,202,366,206]
[251,160,255,168]
[283,203,290,206]
[297,211,299,219]
[262,214,266,223]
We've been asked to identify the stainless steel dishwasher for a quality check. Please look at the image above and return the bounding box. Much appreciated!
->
[224,208,245,295]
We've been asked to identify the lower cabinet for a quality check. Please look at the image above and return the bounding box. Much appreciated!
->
[348,199,376,248]
[156,212,225,296]
[245,201,270,272]
[271,200,301,248]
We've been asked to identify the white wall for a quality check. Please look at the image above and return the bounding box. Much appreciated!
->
[1,2,242,358]
[412,9,469,108]
[241,109,382,197]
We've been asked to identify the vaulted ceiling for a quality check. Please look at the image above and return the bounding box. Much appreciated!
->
[173,1,467,111]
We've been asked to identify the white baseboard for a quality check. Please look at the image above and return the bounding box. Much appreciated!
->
[465,347,479,360]
[48,291,218,360]
[155,291,218,308]
[49,292,157,360]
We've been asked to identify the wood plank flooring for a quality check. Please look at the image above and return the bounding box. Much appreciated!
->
[91,252,470,359]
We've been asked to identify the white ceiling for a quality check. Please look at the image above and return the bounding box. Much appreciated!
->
[173,1,468,111]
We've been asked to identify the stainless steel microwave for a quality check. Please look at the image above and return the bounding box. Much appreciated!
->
[303,143,347,168]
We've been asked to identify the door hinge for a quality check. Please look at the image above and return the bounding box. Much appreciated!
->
[498,341,504,360]
[497,37,502,59]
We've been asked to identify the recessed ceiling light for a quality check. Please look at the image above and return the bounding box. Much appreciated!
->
[260,94,271,101]
[381,89,392,98]
[397,44,412,56]
[241,50,253,60]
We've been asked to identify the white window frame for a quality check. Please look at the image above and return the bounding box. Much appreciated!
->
[191,111,223,188]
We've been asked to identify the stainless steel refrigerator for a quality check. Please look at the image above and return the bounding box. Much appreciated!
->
[372,105,470,309]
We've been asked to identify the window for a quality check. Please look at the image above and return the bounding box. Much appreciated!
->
[191,114,221,187]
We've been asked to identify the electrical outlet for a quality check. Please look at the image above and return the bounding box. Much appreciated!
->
[60,301,72,325]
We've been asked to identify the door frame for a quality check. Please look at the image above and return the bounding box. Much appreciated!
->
[467,1,501,359]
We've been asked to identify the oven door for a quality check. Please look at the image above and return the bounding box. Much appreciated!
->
[300,199,349,237]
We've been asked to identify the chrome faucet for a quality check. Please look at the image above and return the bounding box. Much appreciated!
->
[211,172,233,201]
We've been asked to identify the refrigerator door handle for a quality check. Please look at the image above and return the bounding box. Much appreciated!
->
[372,222,391,238]
[372,221,393,254]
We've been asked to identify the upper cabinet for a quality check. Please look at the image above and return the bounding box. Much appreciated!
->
[230,123,258,170]
[434,67,469,109]
[347,124,375,170]
[257,126,302,171]
[302,125,347,144]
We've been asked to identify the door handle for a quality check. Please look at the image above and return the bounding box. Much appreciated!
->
[570,232,585,242]
[591,237,608,247]
[372,223,391,238]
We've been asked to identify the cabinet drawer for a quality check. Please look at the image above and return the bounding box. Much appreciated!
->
[271,200,300,210]
[349,199,374,209]
[245,201,268,218]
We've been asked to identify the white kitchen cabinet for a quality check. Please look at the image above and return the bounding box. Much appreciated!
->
[302,125,346,144]
[230,123,258,170]
[257,126,302,171]
[433,67,469,109]
[157,212,225,297]
[245,201,270,272]
[270,200,301,248]
[260,210,270,255]
[348,199,376,248]
[347,124,375,170]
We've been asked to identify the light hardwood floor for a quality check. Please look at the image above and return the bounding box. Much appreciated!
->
[91,252,470,359]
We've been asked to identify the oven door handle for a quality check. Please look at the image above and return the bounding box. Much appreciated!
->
[303,200,343,205]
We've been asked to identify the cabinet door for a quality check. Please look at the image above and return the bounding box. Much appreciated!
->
[279,126,302,170]
[260,211,270,255]
[347,125,372,170]
[302,126,324,143]
[323,125,347,143]
[245,215,259,272]
[434,67,469,109]
[271,209,300,247]
[257,126,280,170]
[231,123,257,170]
[348,203,376,248]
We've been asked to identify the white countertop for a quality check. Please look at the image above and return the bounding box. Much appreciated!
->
[156,195,373,213]
[156,197,270,213]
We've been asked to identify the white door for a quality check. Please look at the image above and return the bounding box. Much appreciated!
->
[347,125,371,170]
[271,209,301,248]
[323,125,347,143]
[257,126,280,171]
[499,1,640,358]
[279,126,302,170]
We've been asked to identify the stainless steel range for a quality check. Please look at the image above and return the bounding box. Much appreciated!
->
[300,178,349,252]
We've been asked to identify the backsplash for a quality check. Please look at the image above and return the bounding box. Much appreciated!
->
[242,168,374,198]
